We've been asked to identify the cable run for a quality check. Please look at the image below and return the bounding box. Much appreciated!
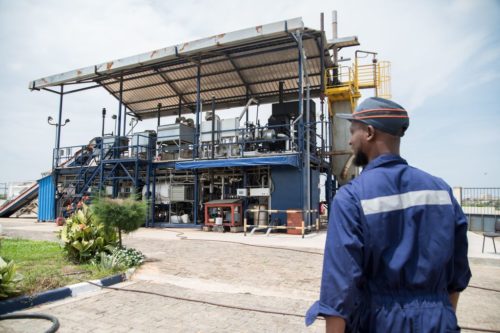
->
[85,280,499,332]
[160,229,324,255]
[157,230,500,295]
[85,280,313,320]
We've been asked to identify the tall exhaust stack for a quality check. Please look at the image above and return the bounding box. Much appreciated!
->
[332,10,338,65]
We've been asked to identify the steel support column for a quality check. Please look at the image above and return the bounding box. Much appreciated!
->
[53,85,65,219]
[193,63,201,225]
[55,85,65,167]
[194,170,199,225]
[151,168,157,227]
[295,31,307,228]
[117,76,123,138]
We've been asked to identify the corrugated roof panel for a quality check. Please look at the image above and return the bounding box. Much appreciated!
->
[30,17,330,117]
[201,72,241,92]
[124,83,176,104]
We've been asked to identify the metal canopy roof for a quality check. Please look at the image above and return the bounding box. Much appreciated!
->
[30,17,331,119]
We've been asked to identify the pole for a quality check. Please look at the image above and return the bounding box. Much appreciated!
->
[194,64,201,159]
[157,103,162,128]
[117,76,123,137]
[211,96,215,159]
[178,96,182,119]
[55,85,64,163]
[123,107,127,136]
[101,108,106,137]
[193,63,201,225]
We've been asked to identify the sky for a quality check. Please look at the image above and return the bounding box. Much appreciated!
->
[0,0,499,188]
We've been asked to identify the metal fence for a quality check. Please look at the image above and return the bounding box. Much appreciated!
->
[458,187,500,232]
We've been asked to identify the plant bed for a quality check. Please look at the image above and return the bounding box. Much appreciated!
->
[0,238,123,299]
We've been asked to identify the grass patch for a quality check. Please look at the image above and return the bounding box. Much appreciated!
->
[0,238,122,297]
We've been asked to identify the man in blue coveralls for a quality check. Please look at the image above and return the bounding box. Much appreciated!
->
[306,97,471,332]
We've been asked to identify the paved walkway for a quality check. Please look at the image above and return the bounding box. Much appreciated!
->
[0,218,499,332]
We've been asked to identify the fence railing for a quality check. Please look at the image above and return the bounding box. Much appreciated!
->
[457,187,500,232]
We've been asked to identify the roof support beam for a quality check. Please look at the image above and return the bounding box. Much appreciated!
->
[135,86,322,116]
[154,69,193,112]
[124,71,322,106]
[225,53,255,96]
[97,82,140,120]
[107,55,321,95]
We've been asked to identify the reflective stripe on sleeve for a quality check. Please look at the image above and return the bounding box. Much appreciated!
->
[360,190,452,215]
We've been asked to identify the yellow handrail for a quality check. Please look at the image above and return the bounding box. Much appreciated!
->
[324,61,391,101]
[376,61,391,99]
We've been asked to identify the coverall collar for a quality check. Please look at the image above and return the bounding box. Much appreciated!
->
[362,154,407,173]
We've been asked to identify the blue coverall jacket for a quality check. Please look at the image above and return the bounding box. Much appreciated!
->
[306,154,471,332]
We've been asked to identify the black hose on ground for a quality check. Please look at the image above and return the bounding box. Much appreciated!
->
[86,280,500,332]
[0,313,60,333]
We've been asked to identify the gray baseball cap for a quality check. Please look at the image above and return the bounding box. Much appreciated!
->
[336,97,410,136]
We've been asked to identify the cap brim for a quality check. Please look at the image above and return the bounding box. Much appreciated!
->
[335,113,354,120]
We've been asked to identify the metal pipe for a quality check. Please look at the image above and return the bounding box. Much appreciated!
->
[332,10,338,66]
[211,96,215,160]
[194,171,199,224]
[320,12,326,159]
[123,107,127,136]
[145,160,151,226]
[221,176,225,200]
[117,76,123,137]
[151,168,157,227]
[341,154,355,180]
[178,96,182,119]
[55,85,64,164]
[237,97,259,122]
[279,81,284,104]
[156,103,162,127]
[305,80,311,228]
[320,12,325,93]
[295,30,308,228]
[194,64,201,159]
[101,108,106,137]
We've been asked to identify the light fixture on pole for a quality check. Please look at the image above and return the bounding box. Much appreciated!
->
[47,116,70,167]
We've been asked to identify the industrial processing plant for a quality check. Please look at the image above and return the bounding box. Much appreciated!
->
[3,14,390,235]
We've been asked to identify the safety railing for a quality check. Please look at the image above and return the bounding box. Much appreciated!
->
[243,208,319,239]
[324,61,391,101]
[459,187,500,232]
[376,61,391,99]
[155,121,306,161]
[356,63,377,89]
[54,133,153,168]
[324,65,355,90]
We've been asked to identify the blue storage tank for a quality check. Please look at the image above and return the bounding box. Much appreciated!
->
[38,174,55,221]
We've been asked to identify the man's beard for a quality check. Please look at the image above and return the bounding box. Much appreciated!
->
[353,150,369,167]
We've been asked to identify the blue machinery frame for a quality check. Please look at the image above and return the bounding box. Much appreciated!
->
[41,27,335,229]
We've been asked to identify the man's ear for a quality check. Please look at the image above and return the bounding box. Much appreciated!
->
[366,125,376,141]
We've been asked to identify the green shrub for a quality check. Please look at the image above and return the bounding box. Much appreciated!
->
[92,252,126,272]
[92,246,144,271]
[0,256,23,298]
[110,247,145,268]
[92,198,147,247]
[57,204,117,263]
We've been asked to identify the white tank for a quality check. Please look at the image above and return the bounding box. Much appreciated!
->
[250,204,268,225]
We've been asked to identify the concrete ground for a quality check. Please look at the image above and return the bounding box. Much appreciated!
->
[0,218,499,333]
